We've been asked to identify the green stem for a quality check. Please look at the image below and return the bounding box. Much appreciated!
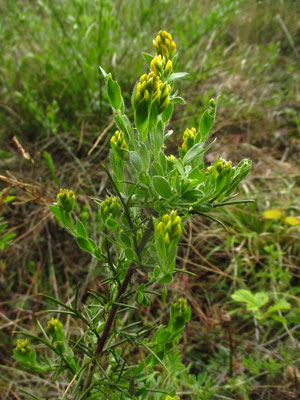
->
[81,219,153,397]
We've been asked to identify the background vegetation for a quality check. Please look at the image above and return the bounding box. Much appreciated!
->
[0,0,299,398]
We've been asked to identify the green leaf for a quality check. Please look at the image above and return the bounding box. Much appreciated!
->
[142,52,154,67]
[149,102,158,131]
[151,161,163,176]
[120,232,131,248]
[76,219,87,238]
[129,151,143,172]
[106,218,118,231]
[158,274,173,284]
[137,142,150,170]
[152,176,172,199]
[182,189,204,203]
[154,120,164,154]
[269,314,287,324]
[125,248,135,261]
[155,330,171,344]
[50,205,74,233]
[199,110,215,141]
[161,102,173,123]
[187,168,206,183]
[171,96,186,105]
[76,237,95,254]
[135,98,149,139]
[267,299,291,314]
[135,291,144,304]
[107,76,122,110]
[167,72,188,82]
[49,205,65,223]
[183,143,204,164]
[231,289,269,311]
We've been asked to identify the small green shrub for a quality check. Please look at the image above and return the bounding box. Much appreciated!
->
[13,30,251,400]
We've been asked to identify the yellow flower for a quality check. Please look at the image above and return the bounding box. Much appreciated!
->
[57,189,75,213]
[47,317,63,335]
[153,30,176,61]
[181,127,196,153]
[15,338,31,354]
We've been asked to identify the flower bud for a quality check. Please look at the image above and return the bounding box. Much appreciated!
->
[111,130,128,158]
[134,72,160,109]
[57,189,75,213]
[155,210,182,248]
[209,98,216,108]
[15,338,31,354]
[165,59,173,75]
[181,127,196,153]
[100,195,121,218]
[150,55,164,75]
[174,297,188,315]
[213,158,232,178]
[208,98,216,117]
[153,30,176,61]
[47,317,63,335]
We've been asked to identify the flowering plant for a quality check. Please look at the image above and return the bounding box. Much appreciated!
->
[13,30,251,399]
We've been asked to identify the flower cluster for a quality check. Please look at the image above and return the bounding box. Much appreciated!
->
[15,338,31,354]
[181,127,196,153]
[155,210,182,246]
[150,54,172,77]
[111,130,128,158]
[134,72,171,114]
[174,297,188,315]
[57,189,75,213]
[153,30,176,61]
[212,158,232,179]
[100,195,120,218]
[47,318,63,335]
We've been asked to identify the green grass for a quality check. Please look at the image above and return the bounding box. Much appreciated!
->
[0,0,300,398]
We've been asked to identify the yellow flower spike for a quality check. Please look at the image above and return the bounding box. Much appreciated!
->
[181,127,196,153]
[161,44,169,59]
[101,196,120,218]
[57,188,75,214]
[155,210,182,246]
[111,130,128,158]
[159,96,169,113]
[134,72,169,114]
[15,338,31,354]
[47,317,63,335]
[153,30,176,61]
